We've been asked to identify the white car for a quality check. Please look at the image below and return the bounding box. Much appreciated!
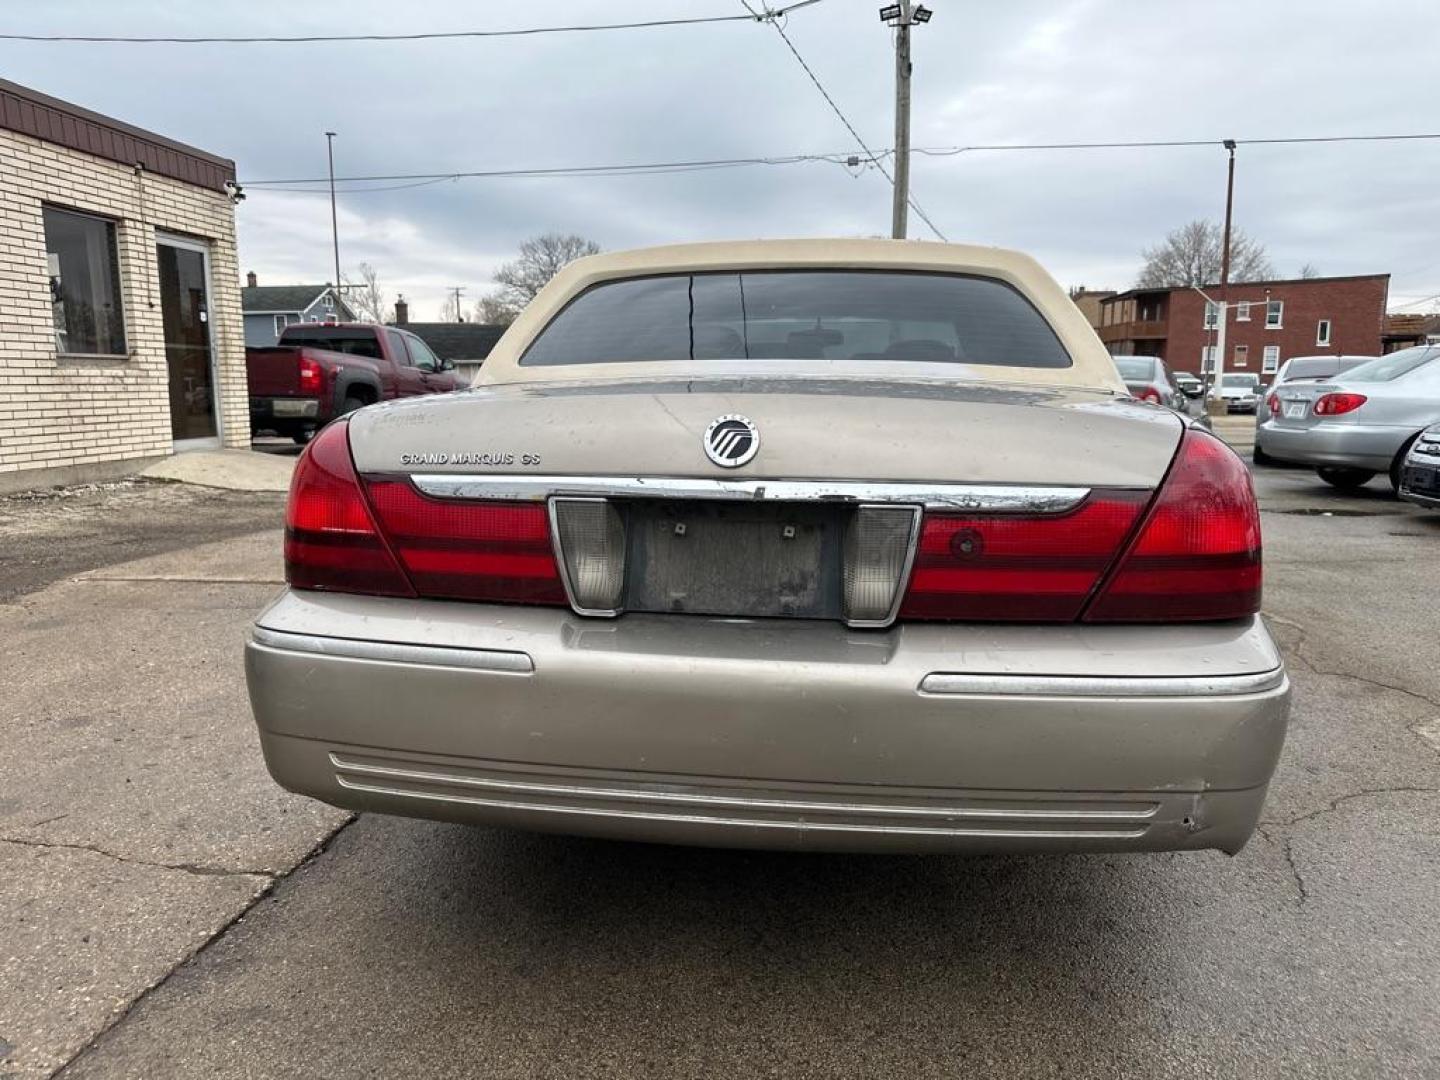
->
[1213,373,1262,414]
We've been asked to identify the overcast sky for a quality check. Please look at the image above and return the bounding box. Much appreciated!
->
[4,0,1438,320]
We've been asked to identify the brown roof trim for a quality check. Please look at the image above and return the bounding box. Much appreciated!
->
[1103,273,1391,304]
[0,77,235,192]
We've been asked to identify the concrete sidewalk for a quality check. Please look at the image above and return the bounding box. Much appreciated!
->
[0,532,346,1077]
[141,448,296,493]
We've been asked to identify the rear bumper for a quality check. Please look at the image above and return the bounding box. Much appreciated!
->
[249,396,321,432]
[1255,420,1409,470]
[246,591,1291,854]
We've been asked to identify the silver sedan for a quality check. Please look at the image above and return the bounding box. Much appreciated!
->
[1255,346,1440,490]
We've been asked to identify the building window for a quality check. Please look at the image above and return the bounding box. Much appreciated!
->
[1203,301,1219,330]
[1234,344,1249,368]
[1316,319,1332,346]
[1201,345,1218,373]
[1266,300,1284,329]
[322,292,335,311]
[43,205,126,356]
[1236,301,1251,322]
[1263,345,1280,373]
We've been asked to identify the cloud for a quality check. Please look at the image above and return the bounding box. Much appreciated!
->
[2,0,1437,313]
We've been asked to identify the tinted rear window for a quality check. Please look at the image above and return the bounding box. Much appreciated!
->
[520,271,1071,369]
[280,329,383,359]
[1282,358,1337,381]
[1221,374,1259,388]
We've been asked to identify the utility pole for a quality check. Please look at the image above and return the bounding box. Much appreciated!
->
[1209,139,1238,400]
[325,131,341,292]
[880,3,931,239]
[448,286,466,322]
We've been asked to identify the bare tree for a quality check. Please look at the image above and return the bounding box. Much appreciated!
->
[342,262,391,323]
[439,292,466,323]
[1136,220,1273,288]
[473,292,518,326]
[491,233,601,317]
[1298,263,1321,279]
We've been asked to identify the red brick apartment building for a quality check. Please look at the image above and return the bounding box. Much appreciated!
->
[1097,274,1389,384]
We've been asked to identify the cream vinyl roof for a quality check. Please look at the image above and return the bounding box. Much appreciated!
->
[476,238,1126,393]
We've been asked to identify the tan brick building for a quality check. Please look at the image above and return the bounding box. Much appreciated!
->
[0,78,246,494]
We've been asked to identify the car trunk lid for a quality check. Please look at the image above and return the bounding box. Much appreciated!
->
[349,374,1182,488]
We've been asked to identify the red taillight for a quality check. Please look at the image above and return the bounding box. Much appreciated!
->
[284,421,414,596]
[1085,428,1261,622]
[1137,386,1162,404]
[898,493,1147,621]
[298,355,323,393]
[363,480,567,606]
[1313,392,1367,416]
[1266,391,1280,417]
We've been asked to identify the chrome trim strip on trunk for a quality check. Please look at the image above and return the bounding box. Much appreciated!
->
[918,669,1286,698]
[332,777,1152,840]
[328,753,1162,822]
[249,627,534,674]
[409,474,1093,514]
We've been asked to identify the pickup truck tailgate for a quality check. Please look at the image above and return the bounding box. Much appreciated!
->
[246,347,303,396]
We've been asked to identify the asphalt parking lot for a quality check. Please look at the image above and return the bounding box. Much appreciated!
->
[3,432,1438,1078]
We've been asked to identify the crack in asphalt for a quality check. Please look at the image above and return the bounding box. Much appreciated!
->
[49,813,357,1080]
[1281,838,1310,905]
[1266,612,1440,759]
[1261,786,1440,830]
[0,835,272,880]
[1253,826,1309,906]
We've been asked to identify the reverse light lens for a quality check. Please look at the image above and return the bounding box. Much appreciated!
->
[284,421,414,596]
[1313,392,1367,416]
[551,498,626,612]
[1085,428,1261,622]
[363,481,567,606]
[898,493,1147,621]
[843,505,918,623]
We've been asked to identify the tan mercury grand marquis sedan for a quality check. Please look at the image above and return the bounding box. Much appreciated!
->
[246,239,1290,855]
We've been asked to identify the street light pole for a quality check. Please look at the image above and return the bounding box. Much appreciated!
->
[1207,139,1238,401]
[880,3,930,239]
[891,1,911,240]
[325,131,341,293]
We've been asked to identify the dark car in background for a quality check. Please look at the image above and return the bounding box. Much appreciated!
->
[1174,372,1204,399]
[1397,421,1440,509]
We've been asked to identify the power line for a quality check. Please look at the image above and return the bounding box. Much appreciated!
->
[0,3,824,44]
[742,0,948,241]
[1390,291,1440,312]
[238,131,1440,188]
[916,133,1440,156]
[241,153,849,187]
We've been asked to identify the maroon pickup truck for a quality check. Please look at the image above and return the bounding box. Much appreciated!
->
[247,323,463,443]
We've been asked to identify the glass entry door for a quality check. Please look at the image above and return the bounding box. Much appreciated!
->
[156,237,218,444]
